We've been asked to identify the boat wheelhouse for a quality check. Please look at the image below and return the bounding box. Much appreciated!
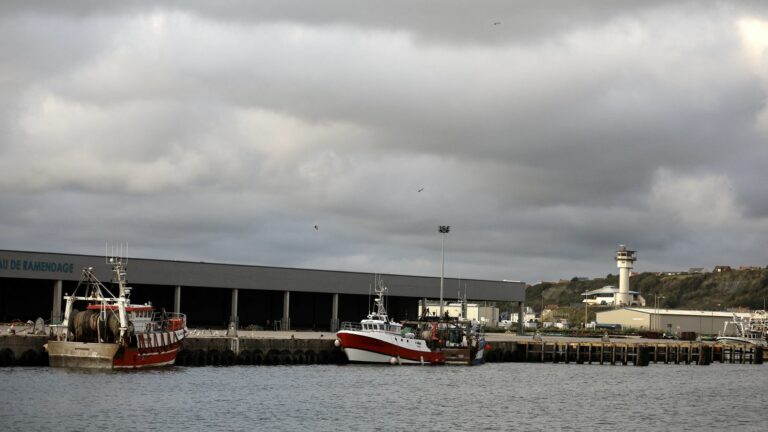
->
[716,312,768,347]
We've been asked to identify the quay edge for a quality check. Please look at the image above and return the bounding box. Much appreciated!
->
[0,333,765,367]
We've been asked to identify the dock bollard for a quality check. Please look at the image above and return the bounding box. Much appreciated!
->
[698,345,711,366]
[635,346,650,366]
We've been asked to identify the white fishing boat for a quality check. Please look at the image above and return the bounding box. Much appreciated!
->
[335,280,488,365]
[716,312,767,347]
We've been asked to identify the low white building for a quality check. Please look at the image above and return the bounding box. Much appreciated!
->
[419,301,499,327]
[499,306,537,329]
[582,285,646,307]
[596,308,750,335]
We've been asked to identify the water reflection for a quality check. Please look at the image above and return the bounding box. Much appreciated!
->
[1,364,766,431]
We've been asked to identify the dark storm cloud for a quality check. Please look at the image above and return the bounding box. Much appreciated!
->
[0,1,675,42]
[8,1,767,47]
[1,1,768,284]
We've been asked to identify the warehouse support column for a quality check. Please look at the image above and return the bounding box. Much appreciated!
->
[174,285,181,314]
[228,288,239,336]
[282,291,291,330]
[517,301,525,336]
[331,293,339,332]
[52,280,63,323]
[421,298,427,318]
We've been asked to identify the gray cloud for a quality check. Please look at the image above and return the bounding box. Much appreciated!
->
[2,2,768,285]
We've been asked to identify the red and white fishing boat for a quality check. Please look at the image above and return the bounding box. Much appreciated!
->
[335,280,488,365]
[46,257,187,369]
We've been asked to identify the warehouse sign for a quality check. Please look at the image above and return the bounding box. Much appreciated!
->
[0,258,75,273]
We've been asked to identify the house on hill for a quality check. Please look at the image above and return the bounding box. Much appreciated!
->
[582,285,646,307]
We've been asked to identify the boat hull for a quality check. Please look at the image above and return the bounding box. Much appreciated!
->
[342,347,426,364]
[336,330,445,365]
[47,332,185,369]
[716,336,767,347]
[46,341,120,369]
[113,344,181,369]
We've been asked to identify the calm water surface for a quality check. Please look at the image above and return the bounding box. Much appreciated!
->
[1,363,766,431]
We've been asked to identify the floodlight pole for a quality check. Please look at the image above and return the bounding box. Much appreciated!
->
[439,225,450,317]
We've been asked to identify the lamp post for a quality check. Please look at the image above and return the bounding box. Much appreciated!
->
[653,294,665,332]
[439,225,450,317]
[712,303,721,336]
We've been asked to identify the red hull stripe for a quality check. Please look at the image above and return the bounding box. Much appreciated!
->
[113,343,181,368]
[338,332,444,364]
[136,331,180,351]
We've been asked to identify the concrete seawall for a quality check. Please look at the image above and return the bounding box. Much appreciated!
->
[178,334,345,366]
[0,335,48,366]
[0,331,348,366]
[0,331,764,366]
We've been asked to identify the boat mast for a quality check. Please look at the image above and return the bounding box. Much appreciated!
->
[60,266,100,341]
[372,278,388,320]
[60,291,76,341]
[108,243,131,344]
[109,259,128,344]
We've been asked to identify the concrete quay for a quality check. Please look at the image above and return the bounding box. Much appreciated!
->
[178,331,344,366]
[0,328,347,367]
[0,327,764,367]
[0,334,48,366]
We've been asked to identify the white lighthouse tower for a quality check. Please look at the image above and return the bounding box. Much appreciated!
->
[615,245,636,306]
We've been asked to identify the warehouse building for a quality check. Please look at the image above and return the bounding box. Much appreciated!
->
[596,307,750,336]
[0,249,526,332]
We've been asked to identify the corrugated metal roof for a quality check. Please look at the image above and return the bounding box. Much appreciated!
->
[620,307,750,318]
[0,249,526,301]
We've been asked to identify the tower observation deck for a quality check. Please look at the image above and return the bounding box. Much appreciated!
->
[615,245,637,306]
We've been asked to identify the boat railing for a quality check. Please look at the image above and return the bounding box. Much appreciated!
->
[339,321,405,333]
[149,312,187,332]
[49,323,69,340]
[340,322,362,331]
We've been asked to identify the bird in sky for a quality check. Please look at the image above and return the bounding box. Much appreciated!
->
[417,188,424,192]
[314,224,319,230]
[493,22,501,25]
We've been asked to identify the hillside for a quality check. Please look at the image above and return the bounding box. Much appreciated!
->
[524,268,768,312]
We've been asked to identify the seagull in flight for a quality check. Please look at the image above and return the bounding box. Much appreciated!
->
[417,188,424,192]
[314,224,319,230]
[493,22,501,25]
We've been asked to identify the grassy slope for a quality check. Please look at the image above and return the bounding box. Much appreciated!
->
[522,269,768,312]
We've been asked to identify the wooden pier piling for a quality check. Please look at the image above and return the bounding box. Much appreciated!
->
[501,340,764,366]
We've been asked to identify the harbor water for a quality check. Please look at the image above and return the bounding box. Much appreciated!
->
[1,363,766,431]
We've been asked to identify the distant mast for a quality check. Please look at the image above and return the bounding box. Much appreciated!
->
[106,242,131,343]
[615,245,636,306]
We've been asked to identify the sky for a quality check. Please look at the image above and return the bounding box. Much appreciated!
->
[2,1,768,285]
